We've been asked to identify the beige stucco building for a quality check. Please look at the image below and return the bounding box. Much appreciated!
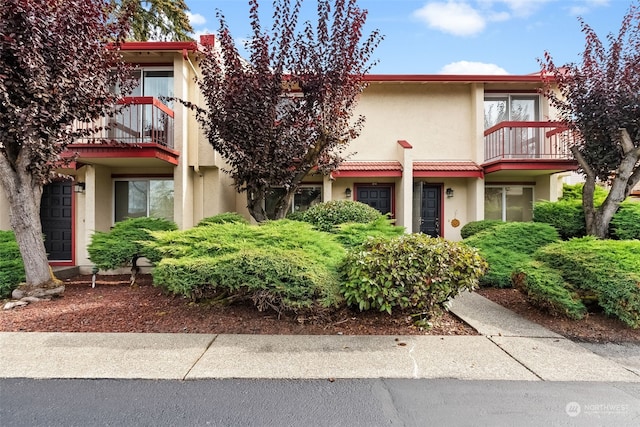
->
[0,39,580,273]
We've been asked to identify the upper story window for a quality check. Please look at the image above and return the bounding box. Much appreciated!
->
[129,69,174,107]
[484,95,539,129]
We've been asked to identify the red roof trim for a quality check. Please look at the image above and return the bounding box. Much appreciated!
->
[413,161,483,178]
[66,144,180,166]
[483,159,577,174]
[364,74,547,83]
[117,41,198,52]
[334,161,403,178]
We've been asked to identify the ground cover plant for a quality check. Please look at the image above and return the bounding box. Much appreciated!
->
[463,222,560,288]
[0,231,25,298]
[534,238,640,328]
[340,234,487,320]
[147,220,346,315]
[87,217,177,284]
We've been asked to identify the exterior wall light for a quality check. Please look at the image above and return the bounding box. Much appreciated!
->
[446,188,454,198]
[345,187,352,198]
[74,182,86,193]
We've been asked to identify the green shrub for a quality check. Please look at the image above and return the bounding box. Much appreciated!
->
[464,222,560,288]
[0,231,25,298]
[334,216,405,249]
[511,261,587,320]
[560,183,608,203]
[196,212,249,227]
[150,220,346,314]
[533,200,585,239]
[340,234,487,315]
[535,238,640,328]
[611,202,640,240]
[88,217,177,271]
[296,200,382,232]
[460,220,503,239]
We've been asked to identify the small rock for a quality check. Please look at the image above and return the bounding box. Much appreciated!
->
[21,296,44,303]
[11,289,25,299]
[3,301,28,310]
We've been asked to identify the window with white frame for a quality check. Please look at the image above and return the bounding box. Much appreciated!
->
[265,185,323,219]
[485,185,534,222]
[114,179,174,223]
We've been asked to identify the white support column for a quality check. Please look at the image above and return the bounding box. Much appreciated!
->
[397,140,414,232]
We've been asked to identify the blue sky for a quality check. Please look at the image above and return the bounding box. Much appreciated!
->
[184,0,632,75]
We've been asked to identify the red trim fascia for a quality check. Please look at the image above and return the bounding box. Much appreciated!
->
[397,140,413,149]
[414,170,484,178]
[483,160,578,174]
[67,144,180,166]
[364,74,547,83]
[116,41,198,52]
[333,170,402,178]
[485,181,537,186]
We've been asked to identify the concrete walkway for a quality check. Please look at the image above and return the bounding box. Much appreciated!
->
[1,291,639,381]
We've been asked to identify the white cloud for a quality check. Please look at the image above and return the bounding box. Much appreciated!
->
[439,60,509,74]
[187,12,207,26]
[568,0,610,16]
[413,2,486,37]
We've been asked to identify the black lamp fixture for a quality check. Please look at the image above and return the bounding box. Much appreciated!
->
[74,182,86,193]
[345,187,352,198]
[446,187,454,198]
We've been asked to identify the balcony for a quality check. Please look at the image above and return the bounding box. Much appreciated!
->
[69,97,179,166]
[483,121,578,174]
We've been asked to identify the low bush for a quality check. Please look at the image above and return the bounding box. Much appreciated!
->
[88,217,177,272]
[340,234,487,315]
[333,216,405,249]
[464,222,560,288]
[610,202,640,240]
[535,238,640,328]
[511,261,587,320]
[0,231,25,298]
[560,183,608,203]
[196,212,249,227]
[149,220,346,314]
[533,200,585,239]
[459,220,503,239]
[295,200,382,232]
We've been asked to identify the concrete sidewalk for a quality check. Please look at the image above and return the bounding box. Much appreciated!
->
[1,292,639,382]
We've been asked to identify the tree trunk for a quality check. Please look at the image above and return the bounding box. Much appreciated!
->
[0,170,53,287]
[246,188,269,223]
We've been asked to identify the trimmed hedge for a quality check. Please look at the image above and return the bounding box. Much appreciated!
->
[149,220,346,314]
[333,216,405,249]
[511,261,587,320]
[88,217,177,271]
[196,212,249,227]
[535,238,640,328]
[610,202,640,240]
[460,220,503,239]
[0,231,25,298]
[464,222,560,288]
[293,200,382,232]
[533,200,585,240]
[340,234,487,315]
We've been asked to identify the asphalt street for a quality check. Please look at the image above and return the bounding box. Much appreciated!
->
[2,378,639,426]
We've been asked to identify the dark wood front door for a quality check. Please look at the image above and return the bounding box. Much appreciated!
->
[40,181,72,261]
[420,185,441,237]
[356,185,392,216]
